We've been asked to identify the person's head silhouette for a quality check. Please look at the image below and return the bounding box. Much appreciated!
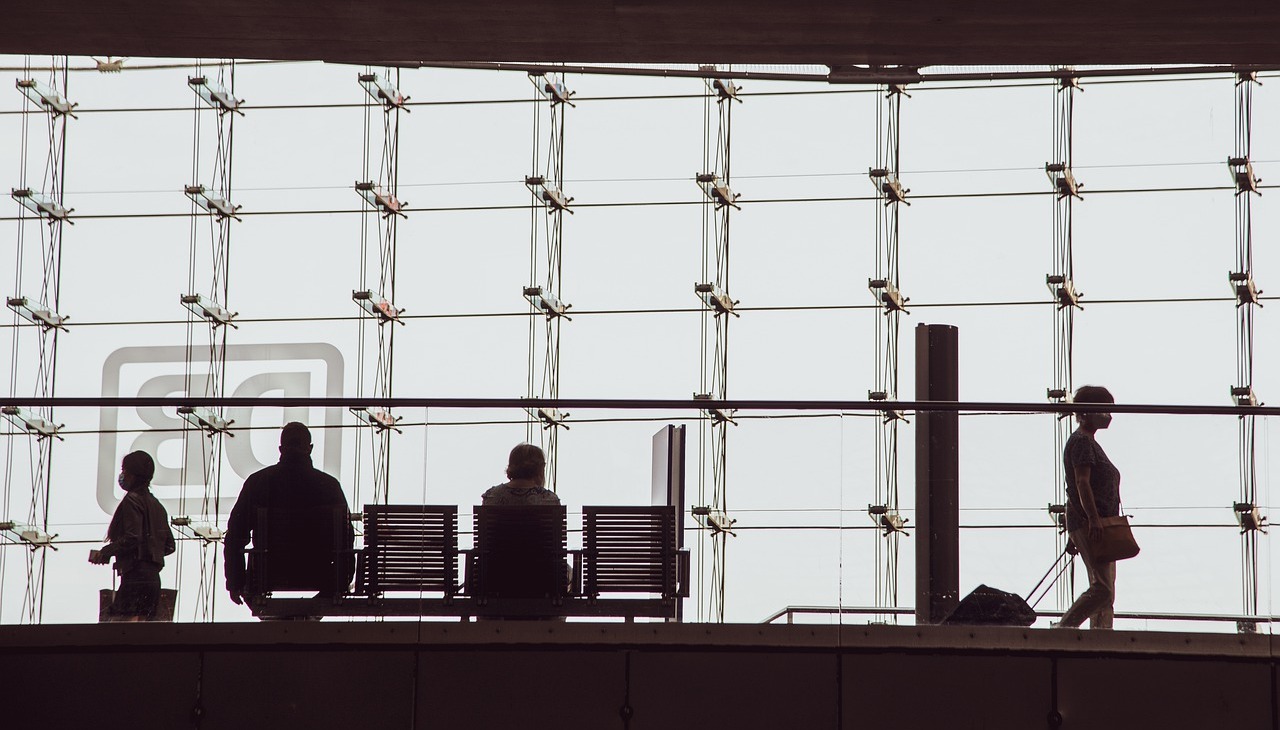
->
[1073,385,1114,432]
[280,421,313,457]
[119,450,155,492]
[506,443,546,487]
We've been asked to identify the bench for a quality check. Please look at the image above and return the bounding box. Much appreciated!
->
[250,504,688,621]
[583,506,688,602]
[245,505,352,598]
[357,504,458,598]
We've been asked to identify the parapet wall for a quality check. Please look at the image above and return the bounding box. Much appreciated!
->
[1,622,1272,728]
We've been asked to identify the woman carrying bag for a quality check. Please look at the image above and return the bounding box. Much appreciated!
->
[89,451,176,621]
[1057,385,1133,630]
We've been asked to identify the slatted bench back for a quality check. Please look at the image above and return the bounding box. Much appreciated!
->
[357,505,458,595]
[583,506,677,597]
[247,505,349,596]
[471,505,567,598]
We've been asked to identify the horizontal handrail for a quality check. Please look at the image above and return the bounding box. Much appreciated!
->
[762,605,1277,626]
[3,397,1279,417]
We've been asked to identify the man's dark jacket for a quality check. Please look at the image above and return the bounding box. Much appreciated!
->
[224,452,355,595]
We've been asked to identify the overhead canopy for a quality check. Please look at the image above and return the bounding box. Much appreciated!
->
[6,1,1280,66]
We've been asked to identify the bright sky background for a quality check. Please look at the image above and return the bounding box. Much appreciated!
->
[1,58,1278,629]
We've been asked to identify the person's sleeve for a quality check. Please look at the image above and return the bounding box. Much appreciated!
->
[340,491,355,551]
[164,518,176,556]
[150,499,177,557]
[322,476,355,549]
[223,483,255,592]
[324,477,356,587]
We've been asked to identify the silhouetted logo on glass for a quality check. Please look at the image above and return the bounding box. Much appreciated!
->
[96,344,344,516]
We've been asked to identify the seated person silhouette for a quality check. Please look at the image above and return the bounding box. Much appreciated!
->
[224,422,354,605]
[482,443,561,506]
[474,444,569,611]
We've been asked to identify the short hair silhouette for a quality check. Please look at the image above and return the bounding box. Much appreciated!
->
[1073,385,1114,419]
[280,422,312,452]
[1073,385,1114,405]
[121,450,155,484]
[506,443,546,480]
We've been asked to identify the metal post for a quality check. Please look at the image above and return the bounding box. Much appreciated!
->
[914,323,959,624]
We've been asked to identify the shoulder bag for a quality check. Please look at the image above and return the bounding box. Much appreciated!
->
[1089,508,1140,562]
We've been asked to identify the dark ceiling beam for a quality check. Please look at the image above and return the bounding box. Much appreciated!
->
[5,2,1280,66]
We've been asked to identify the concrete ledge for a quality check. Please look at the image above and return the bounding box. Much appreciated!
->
[0,621,1271,659]
[3,623,1275,729]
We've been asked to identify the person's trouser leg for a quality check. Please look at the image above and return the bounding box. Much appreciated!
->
[1058,528,1115,629]
[1089,559,1116,629]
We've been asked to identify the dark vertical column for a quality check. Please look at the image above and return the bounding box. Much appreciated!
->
[652,424,686,621]
[651,424,687,548]
[915,323,959,624]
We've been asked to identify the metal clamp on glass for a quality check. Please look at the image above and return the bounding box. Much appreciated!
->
[188,76,244,115]
[185,185,242,221]
[868,504,909,535]
[696,173,741,210]
[868,168,909,205]
[354,181,407,218]
[11,188,73,224]
[531,74,575,106]
[181,293,238,328]
[1046,388,1073,419]
[15,78,77,117]
[693,393,737,425]
[867,390,907,423]
[692,506,737,536]
[1227,157,1261,196]
[94,57,126,73]
[524,176,574,213]
[1229,271,1263,307]
[526,406,570,430]
[353,290,405,325]
[0,521,58,550]
[1234,502,1268,534]
[1047,503,1067,532]
[524,286,572,320]
[695,282,739,317]
[1,406,64,440]
[170,517,225,543]
[868,278,909,315]
[1045,274,1083,309]
[359,72,411,112]
[1231,386,1261,407]
[1045,162,1083,200]
[712,77,743,103]
[7,296,69,331]
[350,407,403,434]
[177,406,235,437]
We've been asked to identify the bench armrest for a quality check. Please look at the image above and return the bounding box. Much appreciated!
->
[676,549,691,598]
[459,549,475,594]
[569,549,583,597]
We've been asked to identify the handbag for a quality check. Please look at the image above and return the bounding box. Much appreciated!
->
[1089,514,1140,562]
